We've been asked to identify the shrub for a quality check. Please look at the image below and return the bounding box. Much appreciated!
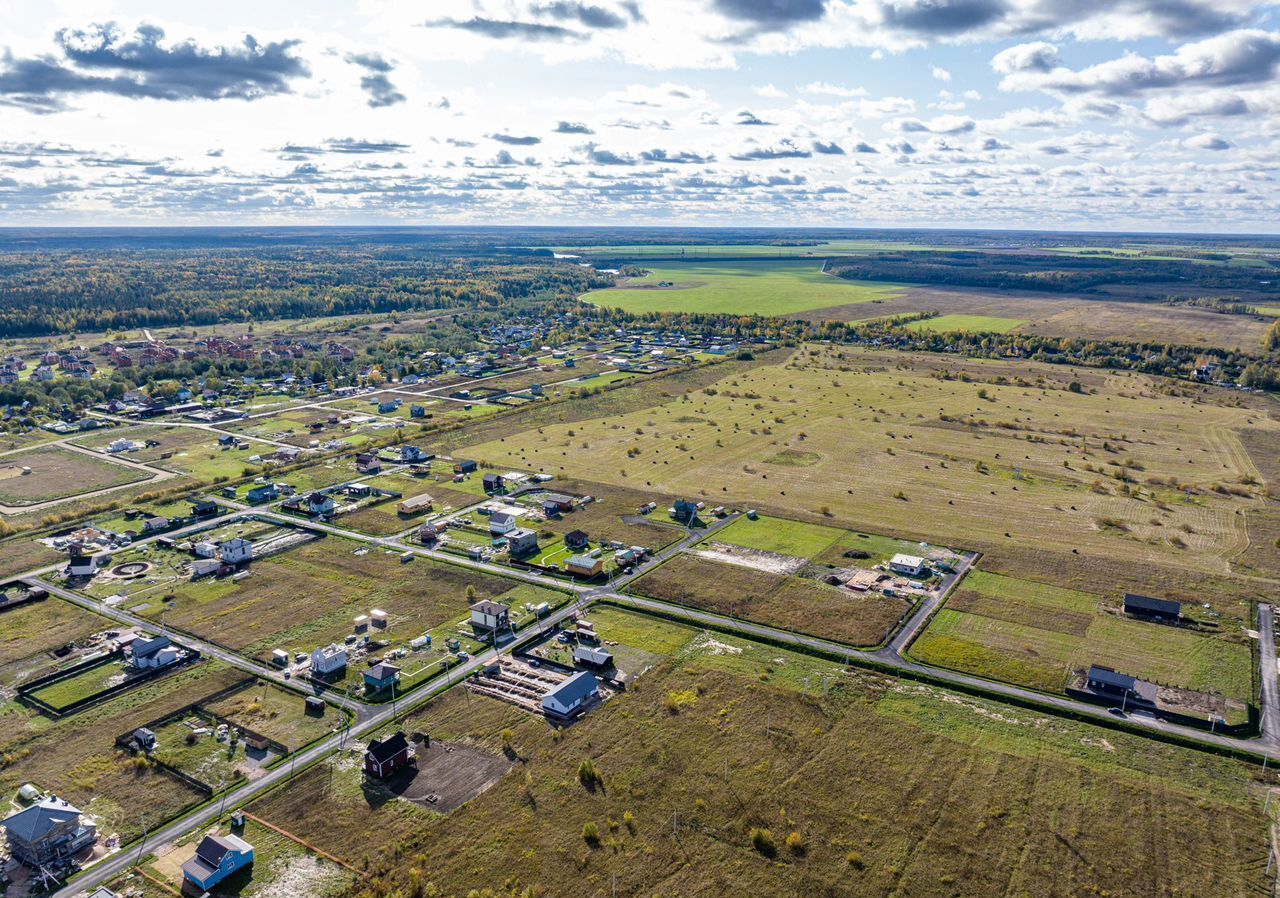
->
[577,759,601,789]
[582,822,600,846]
[622,810,635,833]
[785,831,806,855]
[663,690,698,714]
[847,850,865,869]
[749,827,776,857]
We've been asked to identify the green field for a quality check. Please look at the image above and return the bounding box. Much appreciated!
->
[911,570,1253,716]
[584,260,905,316]
[713,514,843,558]
[904,314,1026,334]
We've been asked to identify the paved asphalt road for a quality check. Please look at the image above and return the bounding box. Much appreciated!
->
[34,502,1280,896]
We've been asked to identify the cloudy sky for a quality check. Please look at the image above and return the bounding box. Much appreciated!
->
[2,0,1279,231]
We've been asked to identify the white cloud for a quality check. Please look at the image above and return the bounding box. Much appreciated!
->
[931,65,952,82]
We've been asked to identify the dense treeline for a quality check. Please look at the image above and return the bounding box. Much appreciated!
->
[0,247,608,337]
[827,251,1279,299]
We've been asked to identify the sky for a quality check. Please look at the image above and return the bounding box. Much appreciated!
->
[1,0,1279,231]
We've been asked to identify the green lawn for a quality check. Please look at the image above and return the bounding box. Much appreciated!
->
[584,260,905,316]
[713,514,843,559]
[903,314,1026,334]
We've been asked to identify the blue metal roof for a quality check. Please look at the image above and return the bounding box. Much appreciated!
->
[543,671,599,712]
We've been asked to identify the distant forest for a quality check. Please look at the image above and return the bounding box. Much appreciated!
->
[0,245,608,337]
[827,251,1280,299]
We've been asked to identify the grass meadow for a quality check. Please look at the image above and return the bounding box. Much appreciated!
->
[583,260,905,316]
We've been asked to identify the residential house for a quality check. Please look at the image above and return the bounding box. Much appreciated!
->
[304,492,336,517]
[573,644,614,668]
[418,521,446,543]
[363,662,401,693]
[888,554,928,578]
[245,483,279,504]
[470,600,511,634]
[400,446,430,463]
[310,644,348,678]
[220,538,253,565]
[1085,665,1157,705]
[181,834,254,892]
[364,732,412,778]
[190,498,219,517]
[130,634,179,669]
[542,493,574,514]
[355,453,382,474]
[396,493,434,515]
[488,511,517,536]
[67,550,109,578]
[565,555,603,579]
[141,516,169,534]
[482,473,505,494]
[506,528,539,557]
[672,500,698,523]
[1123,593,1182,621]
[541,671,600,719]
[193,541,218,558]
[454,459,478,474]
[0,797,97,868]
[564,529,590,550]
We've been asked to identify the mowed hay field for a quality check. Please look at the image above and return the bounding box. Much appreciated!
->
[911,570,1253,710]
[629,553,908,646]
[0,445,151,506]
[583,260,904,316]
[461,346,1279,590]
[301,609,1272,898]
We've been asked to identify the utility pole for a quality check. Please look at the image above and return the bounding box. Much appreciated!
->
[136,816,149,867]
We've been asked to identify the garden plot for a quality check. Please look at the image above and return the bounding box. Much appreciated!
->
[75,525,566,694]
[0,664,247,844]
